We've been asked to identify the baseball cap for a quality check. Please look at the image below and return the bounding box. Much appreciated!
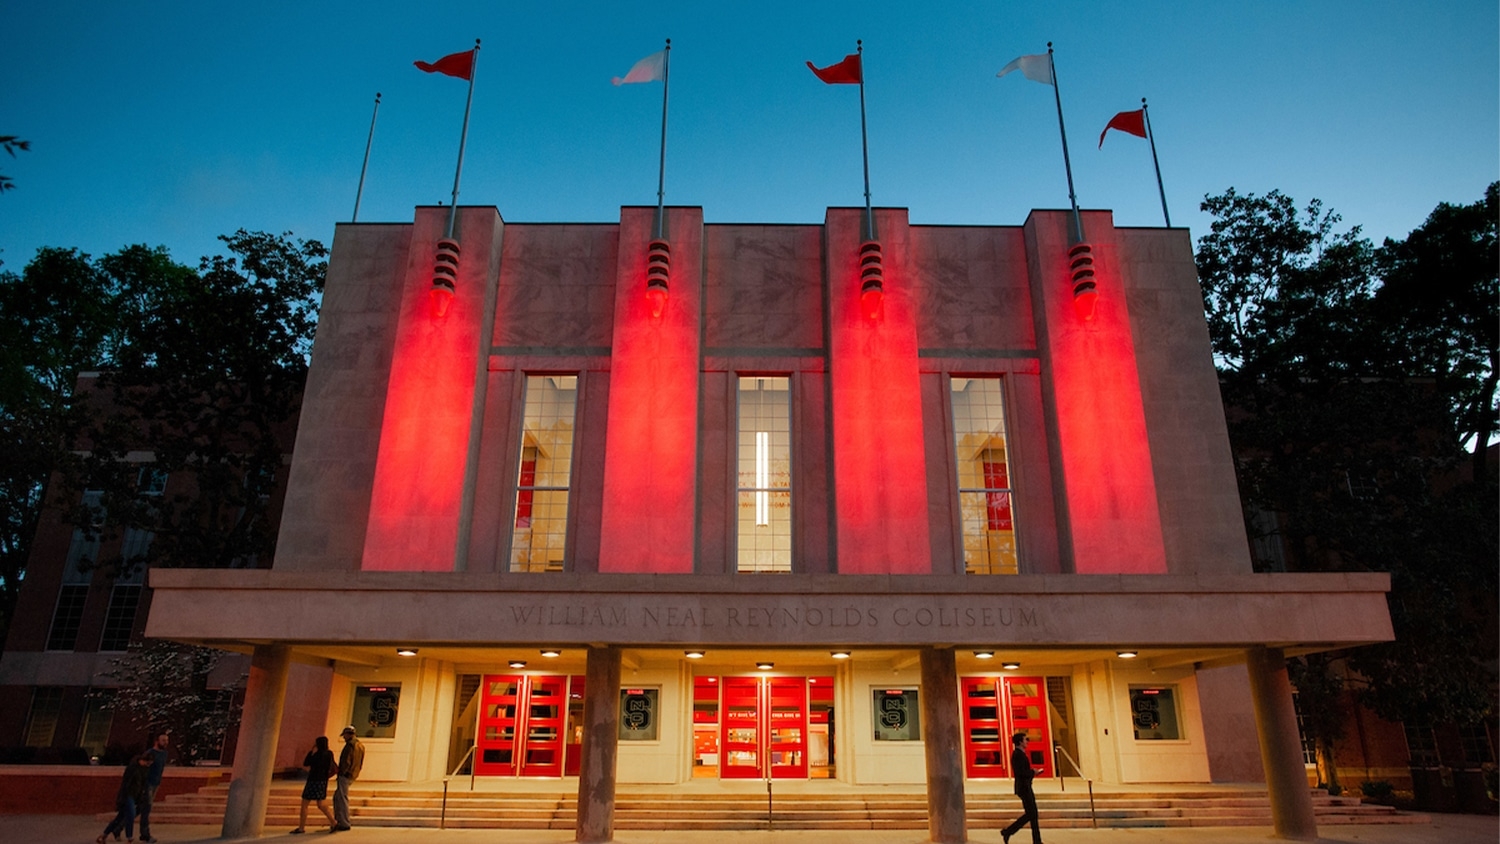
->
[341,726,356,735]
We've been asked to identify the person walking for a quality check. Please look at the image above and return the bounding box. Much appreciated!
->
[332,726,365,832]
[291,736,338,834]
[136,732,169,843]
[1001,732,1043,844]
[96,752,153,844]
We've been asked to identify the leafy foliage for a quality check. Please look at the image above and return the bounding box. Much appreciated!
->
[0,231,324,645]
[95,640,241,765]
[0,135,29,194]
[1195,184,1498,738]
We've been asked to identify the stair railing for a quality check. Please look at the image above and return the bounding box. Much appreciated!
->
[441,744,479,830]
[1053,743,1096,828]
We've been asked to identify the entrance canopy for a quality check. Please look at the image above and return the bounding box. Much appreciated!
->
[146,570,1391,666]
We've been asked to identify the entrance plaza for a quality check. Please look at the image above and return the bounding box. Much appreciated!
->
[146,204,1393,842]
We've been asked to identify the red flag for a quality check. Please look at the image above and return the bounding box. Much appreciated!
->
[1099,109,1147,148]
[415,49,475,81]
[807,53,862,84]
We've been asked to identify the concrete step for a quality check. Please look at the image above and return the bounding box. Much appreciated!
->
[145,783,1429,831]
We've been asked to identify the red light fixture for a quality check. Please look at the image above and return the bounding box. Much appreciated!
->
[430,238,460,318]
[645,238,670,319]
[1067,241,1097,321]
[859,240,884,320]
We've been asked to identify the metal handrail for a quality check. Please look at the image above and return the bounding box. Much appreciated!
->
[1053,743,1096,828]
[447,743,477,779]
[441,745,479,830]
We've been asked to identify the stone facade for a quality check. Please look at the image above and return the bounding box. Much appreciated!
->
[139,203,1393,840]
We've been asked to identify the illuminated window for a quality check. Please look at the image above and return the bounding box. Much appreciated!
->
[737,377,791,573]
[24,687,63,747]
[1129,686,1182,741]
[79,691,114,758]
[509,376,577,573]
[950,378,1017,574]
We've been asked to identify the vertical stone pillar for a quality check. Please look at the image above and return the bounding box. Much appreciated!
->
[920,647,967,844]
[576,645,622,843]
[222,643,291,839]
[1245,646,1318,840]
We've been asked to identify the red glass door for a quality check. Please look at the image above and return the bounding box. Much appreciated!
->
[961,676,1008,778]
[1004,676,1053,778]
[718,676,810,780]
[475,674,577,777]
[720,676,763,779]
[961,675,1053,779]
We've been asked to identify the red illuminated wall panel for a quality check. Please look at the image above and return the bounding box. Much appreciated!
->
[597,207,703,573]
[1023,211,1166,573]
[825,208,932,574]
[363,208,503,571]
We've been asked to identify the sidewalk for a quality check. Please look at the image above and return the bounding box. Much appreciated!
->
[7,812,1495,844]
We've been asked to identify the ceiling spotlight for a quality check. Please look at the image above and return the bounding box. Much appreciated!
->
[756,662,775,671]
[684,650,706,659]
[508,660,527,669]
[973,650,995,659]
[830,651,851,660]
[395,648,418,657]
[540,648,562,658]
[1001,662,1022,670]
[1116,650,1139,659]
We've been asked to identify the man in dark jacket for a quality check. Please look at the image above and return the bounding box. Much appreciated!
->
[333,726,366,831]
[1001,732,1042,844]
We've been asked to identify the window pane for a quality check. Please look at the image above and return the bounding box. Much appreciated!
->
[79,691,115,758]
[99,584,142,652]
[46,585,90,651]
[510,376,577,573]
[1130,686,1181,740]
[737,377,791,573]
[24,688,64,747]
[950,378,1018,574]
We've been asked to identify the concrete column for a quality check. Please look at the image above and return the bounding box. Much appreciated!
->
[1245,646,1318,840]
[222,643,291,839]
[575,646,622,844]
[920,647,967,844]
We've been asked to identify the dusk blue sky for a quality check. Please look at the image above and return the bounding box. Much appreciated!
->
[2,1,1496,269]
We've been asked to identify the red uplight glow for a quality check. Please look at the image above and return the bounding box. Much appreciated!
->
[364,215,487,571]
[598,211,701,573]
[861,287,883,320]
[646,285,667,319]
[1072,288,1097,321]
[430,285,453,318]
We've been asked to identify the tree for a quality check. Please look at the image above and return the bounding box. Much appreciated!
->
[95,640,242,765]
[1196,185,1498,767]
[1373,182,1499,483]
[0,231,325,647]
[0,248,121,646]
[67,231,326,576]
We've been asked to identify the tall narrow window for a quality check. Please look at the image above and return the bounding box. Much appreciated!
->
[24,687,64,747]
[510,376,577,573]
[49,493,101,651]
[737,377,791,573]
[951,378,1018,574]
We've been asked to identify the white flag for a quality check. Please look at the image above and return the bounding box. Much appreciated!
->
[997,53,1053,86]
[613,50,666,86]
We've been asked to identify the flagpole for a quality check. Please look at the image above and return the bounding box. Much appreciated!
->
[856,40,876,242]
[653,39,671,240]
[352,92,381,222]
[445,38,481,240]
[1142,97,1171,227]
[1046,43,1084,244]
